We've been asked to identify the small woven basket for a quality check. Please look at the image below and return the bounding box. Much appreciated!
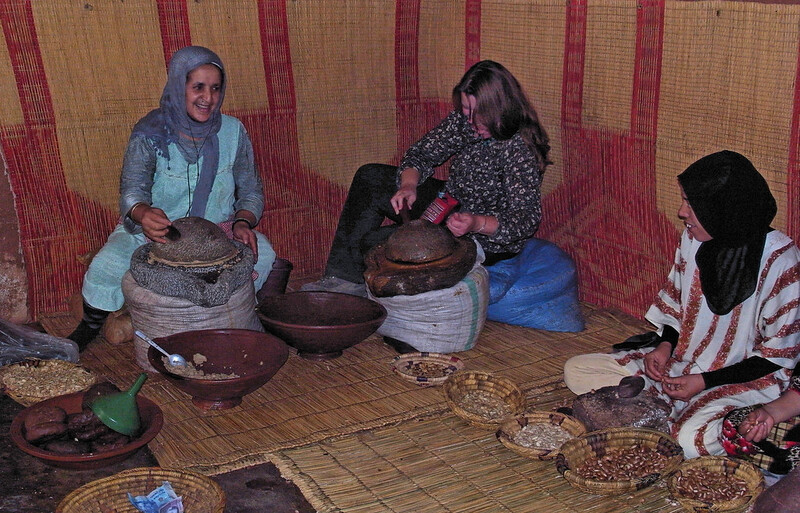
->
[1,359,96,407]
[555,427,684,495]
[56,467,225,513]
[496,410,587,460]
[391,352,464,386]
[442,370,526,430]
[667,456,765,512]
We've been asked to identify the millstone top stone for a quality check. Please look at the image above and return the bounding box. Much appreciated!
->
[148,216,239,268]
[383,220,457,264]
[130,217,254,307]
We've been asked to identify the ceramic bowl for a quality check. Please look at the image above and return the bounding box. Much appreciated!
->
[148,329,289,410]
[10,391,163,470]
[256,291,387,360]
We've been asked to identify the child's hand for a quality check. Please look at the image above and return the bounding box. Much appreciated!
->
[738,408,775,442]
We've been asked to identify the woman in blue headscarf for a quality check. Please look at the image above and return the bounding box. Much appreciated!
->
[69,46,276,348]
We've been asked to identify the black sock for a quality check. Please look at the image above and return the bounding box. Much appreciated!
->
[67,302,110,351]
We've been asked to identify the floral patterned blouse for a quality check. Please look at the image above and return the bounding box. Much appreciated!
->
[398,110,544,255]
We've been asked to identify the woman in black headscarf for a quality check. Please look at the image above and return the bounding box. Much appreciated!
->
[69,46,276,349]
[563,150,800,458]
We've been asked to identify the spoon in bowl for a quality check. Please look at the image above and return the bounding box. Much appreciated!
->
[134,329,188,368]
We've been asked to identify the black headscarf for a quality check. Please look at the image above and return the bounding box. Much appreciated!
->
[677,150,776,315]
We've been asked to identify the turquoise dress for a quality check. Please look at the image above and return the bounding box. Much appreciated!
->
[83,115,275,311]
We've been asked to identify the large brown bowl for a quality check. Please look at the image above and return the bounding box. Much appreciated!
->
[10,391,163,470]
[256,291,387,360]
[148,329,289,410]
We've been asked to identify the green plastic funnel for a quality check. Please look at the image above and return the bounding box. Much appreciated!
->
[90,373,147,436]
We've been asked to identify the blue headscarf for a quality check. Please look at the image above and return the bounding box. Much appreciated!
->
[131,46,226,217]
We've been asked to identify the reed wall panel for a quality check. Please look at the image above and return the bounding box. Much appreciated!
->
[1,0,798,321]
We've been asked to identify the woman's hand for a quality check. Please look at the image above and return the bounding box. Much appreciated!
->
[446,212,476,237]
[643,341,672,381]
[661,374,705,401]
[137,205,173,243]
[391,185,417,214]
[447,212,497,237]
[738,407,775,442]
[391,168,420,214]
[232,217,258,261]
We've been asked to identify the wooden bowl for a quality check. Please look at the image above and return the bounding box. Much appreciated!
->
[667,456,764,512]
[555,427,684,495]
[10,391,163,470]
[148,329,289,410]
[256,291,387,360]
[442,370,526,430]
[496,410,587,460]
[57,466,225,513]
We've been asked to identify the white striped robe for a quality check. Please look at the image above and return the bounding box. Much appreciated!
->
[614,229,800,457]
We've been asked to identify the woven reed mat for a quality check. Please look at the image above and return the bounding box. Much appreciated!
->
[273,384,684,513]
[42,304,649,477]
[38,311,80,339]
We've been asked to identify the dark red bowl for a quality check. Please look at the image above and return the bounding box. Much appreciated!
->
[256,291,387,360]
[148,329,289,410]
[10,391,163,470]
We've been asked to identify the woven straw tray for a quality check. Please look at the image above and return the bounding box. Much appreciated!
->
[496,410,587,460]
[667,456,764,512]
[1,359,96,407]
[56,466,225,513]
[391,352,464,386]
[555,427,684,496]
[443,370,526,430]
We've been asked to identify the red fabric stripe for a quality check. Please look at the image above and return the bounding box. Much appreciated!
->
[258,0,298,114]
[0,0,116,318]
[787,34,800,243]
[561,0,586,129]
[395,0,421,154]
[631,0,665,139]
[395,1,420,104]
[392,1,449,175]
[156,0,192,66]
[252,1,347,275]
[541,0,677,316]
[465,0,481,68]
[0,2,53,128]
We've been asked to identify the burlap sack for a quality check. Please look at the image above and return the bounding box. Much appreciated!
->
[122,271,263,372]
[370,263,489,353]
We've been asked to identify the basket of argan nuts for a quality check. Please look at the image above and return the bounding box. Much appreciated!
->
[443,370,526,430]
[667,456,764,512]
[496,410,587,460]
[555,427,684,495]
[1,359,96,407]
